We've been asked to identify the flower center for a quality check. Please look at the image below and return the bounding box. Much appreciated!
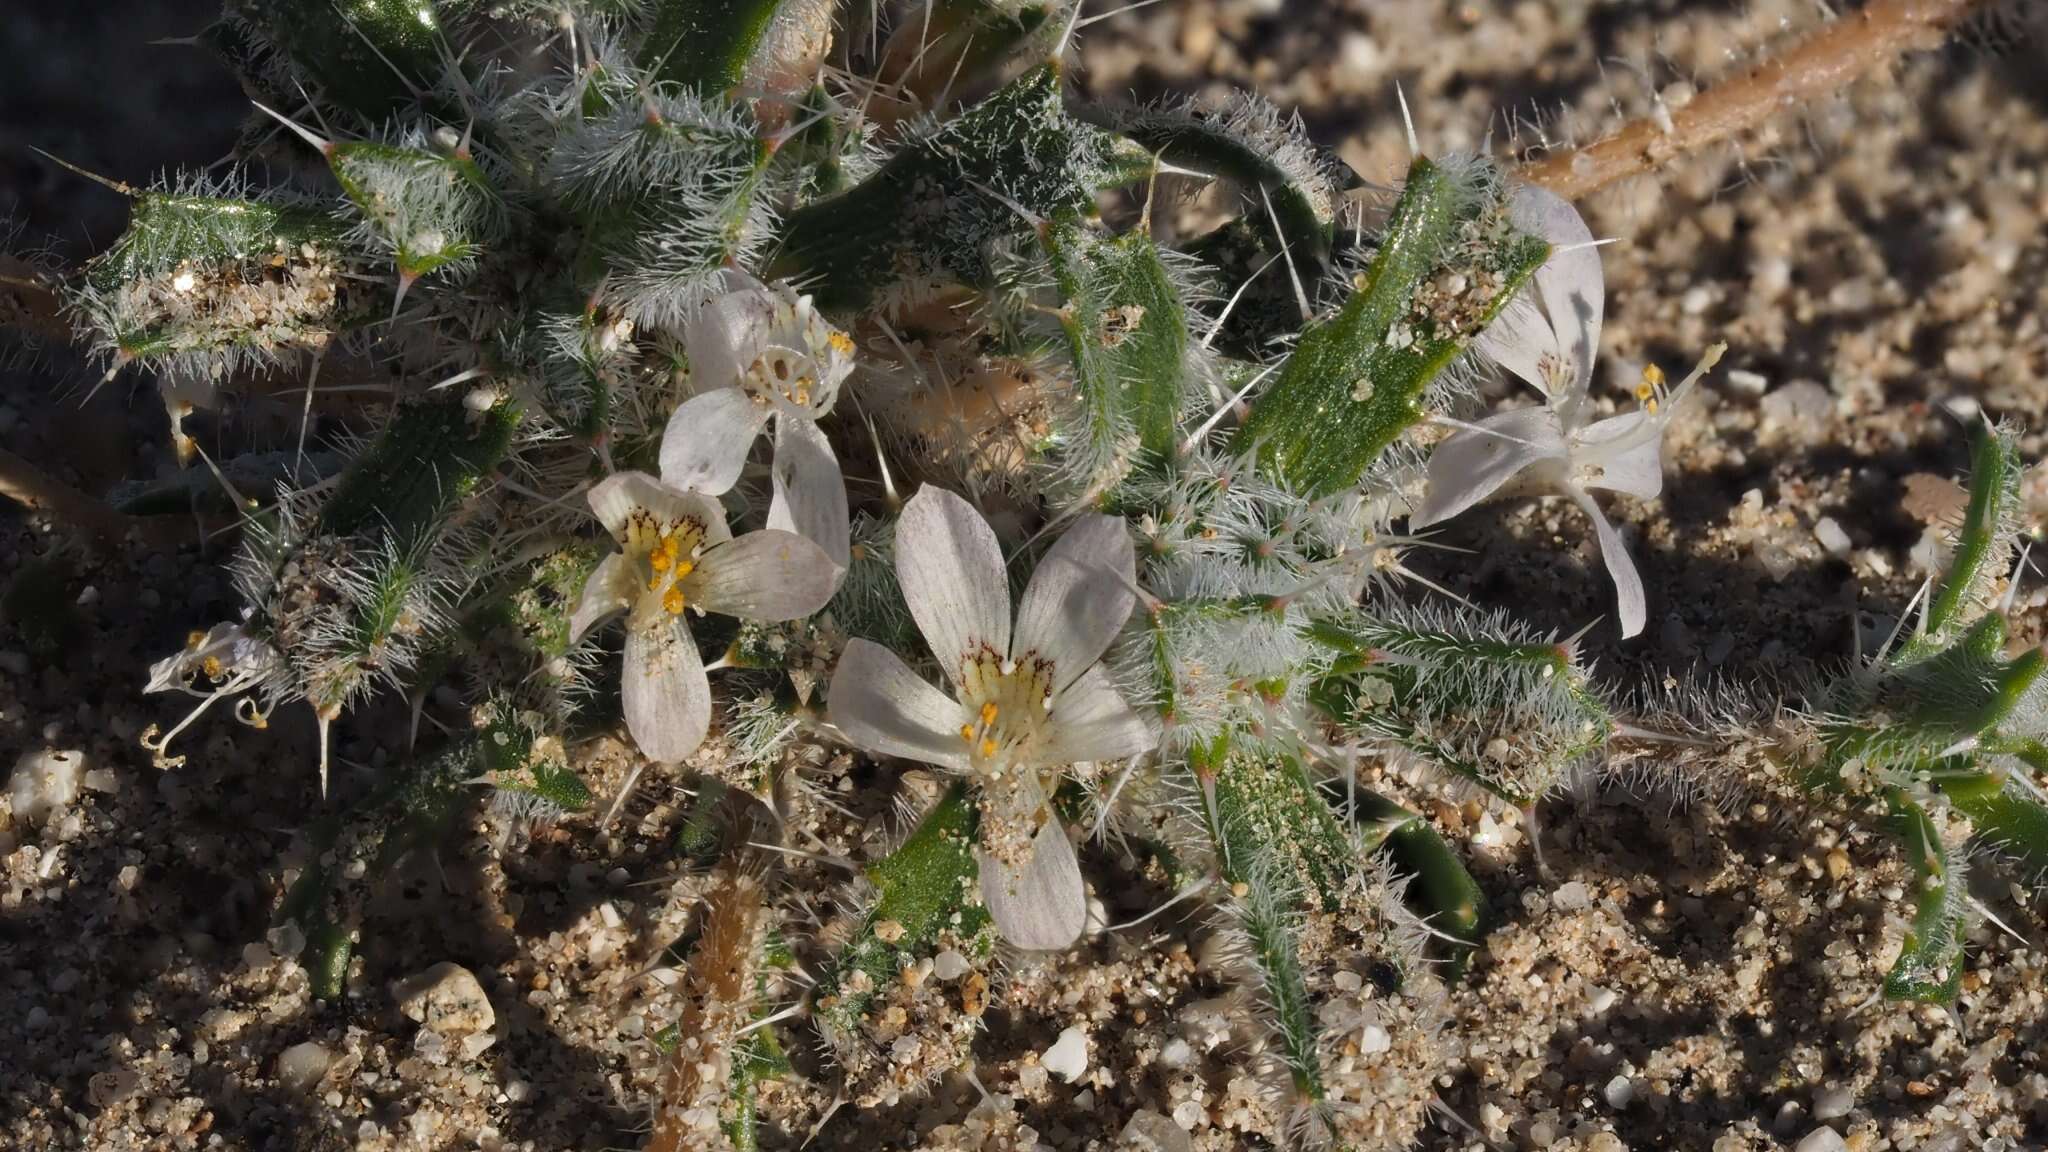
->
[745,347,819,412]
[625,510,706,618]
[954,646,1056,770]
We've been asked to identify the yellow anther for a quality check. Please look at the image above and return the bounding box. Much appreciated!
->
[662,586,687,615]
[1640,362,1666,391]
[959,725,976,743]
[650,534,679,571]
[1644,397,1660,414]
[187,630,207,650]
[201,656,224,680]
[674,559,695,578]
[979,738,998,759]
[980,701,999,726]
[827,330,855,356]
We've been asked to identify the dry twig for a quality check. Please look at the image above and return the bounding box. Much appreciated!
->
[1521,0,1982,200]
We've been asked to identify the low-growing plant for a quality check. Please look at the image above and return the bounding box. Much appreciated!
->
[1,0,2032,1148]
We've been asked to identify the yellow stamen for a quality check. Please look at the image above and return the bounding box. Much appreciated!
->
[980,701,999,726]
[827,330,855,356]
[187,630,207,650]
[979,738,998,759]
[201,656,224,680]
[662,586,687,615]
[959,725,976,743]
[674,559,695,578]
[650,534,679,571]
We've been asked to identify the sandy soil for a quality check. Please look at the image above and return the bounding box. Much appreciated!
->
[3,2,2047,1150]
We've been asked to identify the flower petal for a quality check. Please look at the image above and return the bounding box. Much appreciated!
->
[588,472,732,546]
[826,638,970,771]
[767,413,850,569]
[691,529,840,621]
[977,776,1086,951]
[1573,410,1664,500]
[569,552,633,644]
[623,616,711,762]
[1479,183,1604,400]
[684,281,776,394]
[1042,666,1158,766]
[658,388,770,495]
[1412,407,1567,527]
[1012,514,1135,694]
[896,486,1011,688]
[1568,487,1647,639]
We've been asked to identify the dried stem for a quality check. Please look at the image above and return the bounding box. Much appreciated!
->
[1520,0,1981,200]
[646,864,766,1152]
[0,256,71,345]
[0,446,177,546]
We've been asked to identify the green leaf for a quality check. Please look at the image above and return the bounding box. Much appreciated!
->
[225,0,483,118]
[1881,791,1967,1004]
[1918,419,2023,651]
[1234,156,1547,497]
[1083,94,1336,272]
[641,0,793,90]
[327,141,502,282]
[879,0,1060,106]
[318,395,519,552]
[79,187,365,366]
[1349,790,1486,972]
[1197,739,1354,909]
[1310,609,1609,807]
[770,65,1151,311]
[814,783,993,1036]
[277,731,488,999]
[1041,220,1195,463]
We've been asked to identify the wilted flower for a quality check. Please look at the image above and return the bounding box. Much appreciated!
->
[573,472,839,763]
[1412,184,1722,638]
[828,486,1158,950]
[662,275,856,566]
[141,620,288,768]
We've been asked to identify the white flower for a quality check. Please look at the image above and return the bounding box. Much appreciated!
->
[145,622,281,697]
[662,276,856,567]
[141,620,288,769]
[1413,184,1721,639]
[827,487,1158,951]
[572,472,839,763]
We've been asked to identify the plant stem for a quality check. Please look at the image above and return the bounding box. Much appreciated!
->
[0,446,173,546]
[648,863,766,1152]
[1520,0,1980,200]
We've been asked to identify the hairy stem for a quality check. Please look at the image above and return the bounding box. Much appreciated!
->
[648,863,768,1152]
[1520,0,1980,200]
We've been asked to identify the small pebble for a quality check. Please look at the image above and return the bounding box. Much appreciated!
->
[1814,517,1851,558]
[1042,1026,1089,1083]
[276,1042,332,1092]
[1813,1084,1855,1120]
[1119,1109,1192,1152]
[1604,1075,1635,1109]
[88,1069,141,1108]
[1796,1128,1847,1152]
[394,962,496,1040]
[8,748,87,825]
[1726,368,1770,395]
